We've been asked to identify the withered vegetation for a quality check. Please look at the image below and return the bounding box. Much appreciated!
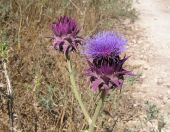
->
[0,0,140,131]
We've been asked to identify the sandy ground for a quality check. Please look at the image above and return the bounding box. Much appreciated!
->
[135,0,170,101]
[132,0,170,131]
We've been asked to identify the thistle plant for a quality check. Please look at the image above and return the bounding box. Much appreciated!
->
[83,31,131,131]
[51,16,131,132]
[51,16,91,124]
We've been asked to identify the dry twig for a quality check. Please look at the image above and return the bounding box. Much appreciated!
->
[3,62,14,132]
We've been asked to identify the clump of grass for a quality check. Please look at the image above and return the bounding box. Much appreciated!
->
[0,32,9,61]
[144,101,167,131]
[0,41,8,60]
[145,101,159,122]
[100,0,137,20]
[0,1,11,24]
[39,84,55,110]
[126,73,142,85]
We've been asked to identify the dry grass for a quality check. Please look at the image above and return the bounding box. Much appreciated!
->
[0,0,140,131]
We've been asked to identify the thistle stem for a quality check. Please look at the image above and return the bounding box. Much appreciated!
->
[88,91,105,132]
[67,59,92,124]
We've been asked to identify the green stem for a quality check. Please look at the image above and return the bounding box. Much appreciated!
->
[88,92,105,132]
[67,59,92,124]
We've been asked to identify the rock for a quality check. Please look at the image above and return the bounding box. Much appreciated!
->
[156,78,164,85]
[167,90,170,95]
[0,83,5,87]
[163,96,168,104]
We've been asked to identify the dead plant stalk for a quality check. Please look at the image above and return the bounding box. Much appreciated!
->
[3,62,14,132]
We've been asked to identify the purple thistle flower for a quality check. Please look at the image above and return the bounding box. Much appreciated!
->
[83,31,131,93]
[83,32,127,59]
[52,16,82,57]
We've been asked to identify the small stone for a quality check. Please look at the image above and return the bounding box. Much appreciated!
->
[167,90,170,95]
[163,97,168,104]
[157,78,164,85]
[166,85,170,88]
[0,83,5,87]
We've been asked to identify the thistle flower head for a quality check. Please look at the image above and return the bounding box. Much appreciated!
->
[52,16,79,37]
[84,31,131,93]
[52,16,82,57]
[83,31,127,58]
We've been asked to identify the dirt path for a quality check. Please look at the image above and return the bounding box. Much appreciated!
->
[132,0,170,131]
[135,0,170,101]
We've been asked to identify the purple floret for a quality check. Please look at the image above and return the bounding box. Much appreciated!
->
[52,16,79,37]
[83,31,127,58]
